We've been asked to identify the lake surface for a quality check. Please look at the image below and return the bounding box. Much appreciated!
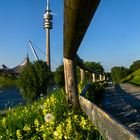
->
[0,85,25,110]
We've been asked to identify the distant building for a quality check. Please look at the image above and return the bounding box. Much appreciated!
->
[0,64,8,70]
[0,55,29,76]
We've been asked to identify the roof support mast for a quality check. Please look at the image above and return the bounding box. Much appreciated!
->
[29,41,39,61]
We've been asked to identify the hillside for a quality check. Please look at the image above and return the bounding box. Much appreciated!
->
[122,69,140,86]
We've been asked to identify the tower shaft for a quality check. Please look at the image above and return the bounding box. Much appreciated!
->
[46,29,51,70]
[44,0,53,71]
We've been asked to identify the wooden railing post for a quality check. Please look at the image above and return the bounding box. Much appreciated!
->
[64,0,101,108]
[63,58,79,108]
[80,69,85,82]
[103,75,105,81]
[99,74,102,81]
[92,73,96,83]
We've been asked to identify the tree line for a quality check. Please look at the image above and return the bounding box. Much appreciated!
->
[111,60,140,83]
[18,60,104,102]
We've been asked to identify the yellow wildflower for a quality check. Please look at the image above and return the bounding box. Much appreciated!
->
[80,116,87,129]
[74,115,78,122]
[50,95,57,104]
[2,118,6,126]
[40,124,45,132]
[66,117,72,131]
[34,119,39,127]
[42,133,47,140]
[34,119,40,131]
[53,131,59,137]
[54,124,63,139]
[43,108,47,116]
[16,129,23,140]
[23,124,31,132]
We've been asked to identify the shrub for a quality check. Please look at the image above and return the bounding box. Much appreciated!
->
[78,81,106,104]
[18,60,52,102]
[129,60,140,73]
[54,65,65,88]
[111,66,129,83]
[85,82,106,103]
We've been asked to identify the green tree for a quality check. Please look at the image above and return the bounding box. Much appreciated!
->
[85,61,104,73]
[105,72,111,81]
[84,61,104,81]
[54,65,65,88]
[111,66,129,83]
[129,60,140,73]
[18,60,51,102]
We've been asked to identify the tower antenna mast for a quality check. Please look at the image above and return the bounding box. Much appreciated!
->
[46,0,50,10]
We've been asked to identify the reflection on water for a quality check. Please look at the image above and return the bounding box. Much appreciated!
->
[0,85,25,110]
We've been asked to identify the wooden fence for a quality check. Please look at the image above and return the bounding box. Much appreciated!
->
[79,84,140,140]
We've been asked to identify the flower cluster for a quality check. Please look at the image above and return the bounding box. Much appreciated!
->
[0,89,103,140]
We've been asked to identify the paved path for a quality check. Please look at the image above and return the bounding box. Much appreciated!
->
[100,83,140,135]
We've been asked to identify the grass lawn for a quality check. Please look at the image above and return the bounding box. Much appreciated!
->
[122,69,140,86]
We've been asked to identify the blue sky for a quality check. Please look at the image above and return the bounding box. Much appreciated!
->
[0,0,140,72]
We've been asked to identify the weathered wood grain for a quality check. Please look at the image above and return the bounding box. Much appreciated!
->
[64,0,100,59]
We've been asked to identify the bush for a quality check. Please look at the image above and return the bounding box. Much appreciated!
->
[111,66,129,83]
[18,60,52,102]
[78,81,106,104]
[84,62,104,81]
[85,82,106,103]
[54,65,65,88]
[129,60,140,73]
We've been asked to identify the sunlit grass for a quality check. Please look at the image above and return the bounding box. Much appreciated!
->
[122,69,140,86]
[0,77,17,86]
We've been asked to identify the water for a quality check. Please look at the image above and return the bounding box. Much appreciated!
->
[0,85,25,110]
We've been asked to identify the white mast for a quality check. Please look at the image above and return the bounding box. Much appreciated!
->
[29,41,39,61]
[46,0,50,11]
